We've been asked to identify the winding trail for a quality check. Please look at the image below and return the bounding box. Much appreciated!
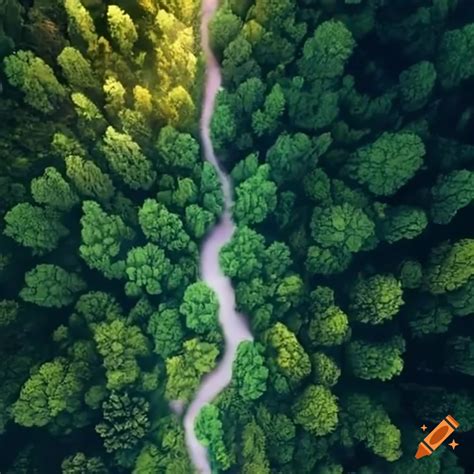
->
[181,0,253,472]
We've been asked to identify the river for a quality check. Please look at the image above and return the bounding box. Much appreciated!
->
[180,0,254,472]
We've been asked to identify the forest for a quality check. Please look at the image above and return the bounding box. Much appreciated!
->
[0,0,473,472]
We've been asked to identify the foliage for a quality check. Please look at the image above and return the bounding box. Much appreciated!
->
[20,264,86,308]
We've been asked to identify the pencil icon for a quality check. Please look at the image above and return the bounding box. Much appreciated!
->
[415,414,459,459]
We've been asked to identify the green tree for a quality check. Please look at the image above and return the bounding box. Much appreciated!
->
[309,305,350,346]
[312,352,341,387]
[233,341,268,400]
[147,307,184,359]
[265,322,311,383]
[180,282,219,334]
[297,20,355,80]
[31,167,79,211]
[4,203,69,255]
[436,23,474,89]
[310,204,375,254]
[349,274,404,324]
[3,50,66,113]
[165,338,219,401]
[185,204,215,239]
[64,0,98,52]
[80,201,134,279]
[195,404,233,470]
[347,336,406,381]
[96,392,150,453]
[233,164,277,225]
[20,264,85,308]
[379,206,428,243]
[155,126,200,172]
[266,132,314,184]
[107,5,137,55]
[61,453,108,474]
[125,244,173,297]
[346,132,425,196]
[102,127,156,190]
[423,239,474,294]
[430,170,474,224]
[220,226,266,280]
[138,199,191,252]
[94,319,150,390]
[65,155,115,202]
[210,7,243,55]
[292,385,339,436]
[399,61,436,112]
[252,83,286,137]
[12,357,87,427]
[341,393,401,461]
[57,47,99,93]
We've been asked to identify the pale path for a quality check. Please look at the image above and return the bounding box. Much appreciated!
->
[181,0,254,472]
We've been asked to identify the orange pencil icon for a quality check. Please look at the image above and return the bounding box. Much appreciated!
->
[415,414,459,459]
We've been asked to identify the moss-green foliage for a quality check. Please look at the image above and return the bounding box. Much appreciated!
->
[349,274,404,324]
[4,203,69,255]
[346,132,425,196]
[1,0,473,472]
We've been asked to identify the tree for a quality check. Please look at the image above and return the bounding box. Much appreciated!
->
[349,274,404,324]
[241,419,270,474]
[233,164,277,225]
[265,132,314,184]
[220,226,266,280]
[346,132,425,196]
[61,453,108,474]
[445,336,474,376]
[64,0,98,52]
[265,322,311,383]
[446,277,474,317]
[252,84,285,137]
[125,244,173,297]
[409,296,452,337]
[74,291,123,327]
[57,46,99,93]
[200,162,225,217]
[107,5,137,55]
[379,206,428,243]
[155,126,200,172]
[94,318,150,391]
[31,167,79,211]
[20,264,85,308]
[292,385,339,436]
[430,170,474,224]
[102,127,156,190]
[309,305,350,346]
[436,23,474,89]
[195,404,233,470]
[96,392,150,453]
[233,341,268,400]
[341,394,401,461]
[310,204,375,254]
[210,7,243,55]
[138,199,191,252]
[4,203,69,255]
[398,61,436,112]
[3,50,66,113]
[347,336,406,381]
[65,155,115,202]
[399,260,423,289]
[147,307,185,359]
[423,239,474,294]
[165,338,219,401]
[185,204,215,239]
[312,352,341,387]
[12,358,86,428]
[80,201,134,279]
[180,282,220,334]
[297,20,355,81]
[0,299,19,327]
